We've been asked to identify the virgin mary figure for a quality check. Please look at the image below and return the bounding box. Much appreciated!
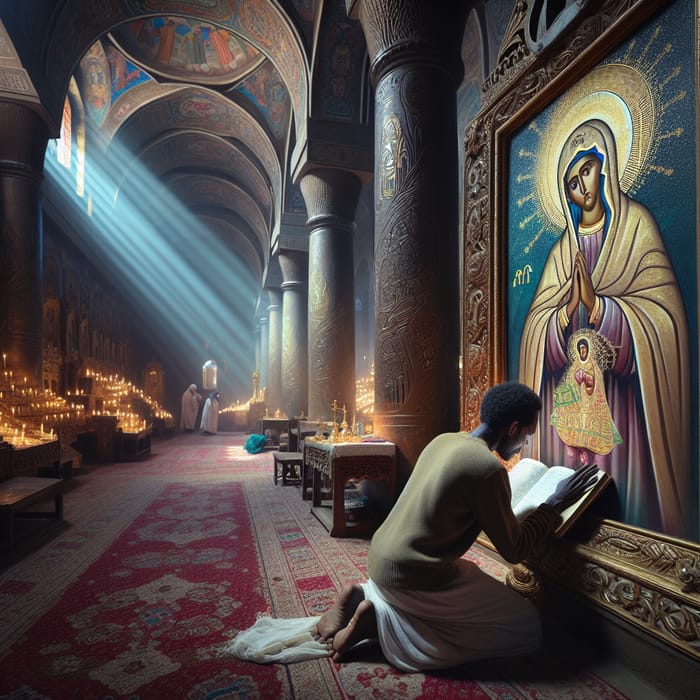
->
[518,118,690,537]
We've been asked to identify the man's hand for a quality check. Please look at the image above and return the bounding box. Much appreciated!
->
[545,463,599,513]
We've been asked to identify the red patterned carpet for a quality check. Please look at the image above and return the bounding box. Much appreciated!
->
[0,432,631,699]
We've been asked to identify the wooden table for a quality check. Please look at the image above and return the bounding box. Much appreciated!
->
[303,440,396,537]
[118,427,152,461]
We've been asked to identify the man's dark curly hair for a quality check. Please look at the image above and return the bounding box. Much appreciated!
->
[479,381,542,428]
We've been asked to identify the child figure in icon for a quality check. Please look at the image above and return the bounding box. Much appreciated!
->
[550,329,621,466]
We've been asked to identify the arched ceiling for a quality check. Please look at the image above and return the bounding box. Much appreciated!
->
[0,0,370,397]
[2,0,338,284]
[59,1,308,287]
[1,0,369,285]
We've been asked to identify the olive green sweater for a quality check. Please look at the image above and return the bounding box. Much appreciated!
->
[367,432,562,590]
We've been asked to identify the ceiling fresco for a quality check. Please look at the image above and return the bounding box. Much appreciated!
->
[233,60,290,143]
[110,17,264,85]
[111,0,309,122]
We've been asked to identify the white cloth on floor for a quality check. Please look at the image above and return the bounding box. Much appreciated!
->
[223,614,329,664]
[362,558,542,672]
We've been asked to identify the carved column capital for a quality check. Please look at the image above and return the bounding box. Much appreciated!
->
[278,249,308,287]
[356,0,467,85]
[299,167,362,229]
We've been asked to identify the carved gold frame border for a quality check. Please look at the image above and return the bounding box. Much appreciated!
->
[463,0,700,661]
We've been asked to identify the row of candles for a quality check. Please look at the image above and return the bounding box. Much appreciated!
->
[0,417,56,447]
[0,366,173,445]
[78,368,173,430]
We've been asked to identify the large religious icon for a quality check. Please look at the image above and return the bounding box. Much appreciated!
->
[507,1,696,539]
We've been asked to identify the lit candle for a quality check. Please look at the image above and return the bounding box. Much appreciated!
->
[2,354,5,370]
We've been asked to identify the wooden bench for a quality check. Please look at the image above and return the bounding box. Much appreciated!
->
[0,439,67,551]
[0,476,65,550]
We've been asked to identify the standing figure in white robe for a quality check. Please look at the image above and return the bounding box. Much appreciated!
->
[518,119,690,537]
[180,383,201,431]
[200,391,220,435]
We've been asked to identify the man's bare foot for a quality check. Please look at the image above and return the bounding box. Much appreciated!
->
[331,599,377,662]
[316,583,364,641]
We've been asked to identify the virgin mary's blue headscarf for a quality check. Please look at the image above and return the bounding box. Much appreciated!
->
[564,146,611,237]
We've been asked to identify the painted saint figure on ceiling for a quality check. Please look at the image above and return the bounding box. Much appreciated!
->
[518,119,690,537]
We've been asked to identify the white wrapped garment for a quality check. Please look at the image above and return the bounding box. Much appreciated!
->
[223,614,330,664]
[362,559,542,672]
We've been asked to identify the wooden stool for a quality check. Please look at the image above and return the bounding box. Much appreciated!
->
[273,451,303,485]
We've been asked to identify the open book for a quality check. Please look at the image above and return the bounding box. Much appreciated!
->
[509,458,611,537]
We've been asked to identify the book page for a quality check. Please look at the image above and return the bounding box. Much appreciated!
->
[511,465,574,519]
[508,458,549,509]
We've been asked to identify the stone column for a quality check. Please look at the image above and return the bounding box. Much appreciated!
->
[357,0,466,477]
[253,315,262,385]
[299,168,362,421]
[266,287,283,413]
[0,101,50,385]
[278,251,308,418]
[258,314,269,396]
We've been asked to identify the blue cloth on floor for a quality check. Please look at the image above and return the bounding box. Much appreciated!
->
[245,433,267,454]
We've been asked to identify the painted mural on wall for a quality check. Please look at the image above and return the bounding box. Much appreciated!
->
[106,45,150,101]
[314,0,364,121]
[236,60,290,143]
[507,0,697,539]
[78,40,151,127]
[79,43,112,125]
